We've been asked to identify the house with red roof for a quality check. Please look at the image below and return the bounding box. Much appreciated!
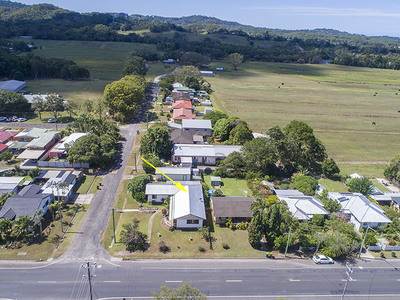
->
[172,108,195,121]
[0,129,19,154]
[172,100,193,110]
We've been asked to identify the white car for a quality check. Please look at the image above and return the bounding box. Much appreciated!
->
[48,118,57,123]
[17,118,27,122]
[312,255,334,264]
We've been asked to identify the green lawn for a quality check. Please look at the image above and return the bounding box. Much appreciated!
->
[75,175,95,194]
[318,178,348,193]
[203,175,252,197]
[207,61,400,163]
[338,163,387,178]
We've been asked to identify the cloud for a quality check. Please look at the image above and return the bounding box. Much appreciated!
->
[240,6,400,17]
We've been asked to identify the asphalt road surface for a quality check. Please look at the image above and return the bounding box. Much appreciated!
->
[0,258,400,299]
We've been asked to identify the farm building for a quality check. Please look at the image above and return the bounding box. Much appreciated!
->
[0,80,26,93]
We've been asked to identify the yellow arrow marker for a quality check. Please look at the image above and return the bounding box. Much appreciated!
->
[141,158,188,192]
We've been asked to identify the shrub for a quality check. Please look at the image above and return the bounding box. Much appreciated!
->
[236,222,248,230]
[198,245,205,252]
[158,239,170,253]
[222,243,230,250]
[168,226,175,232]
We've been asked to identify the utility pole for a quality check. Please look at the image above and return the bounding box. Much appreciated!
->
[111,208,116,243]
[58,201,63,233]
[284,227,291,258]
[341,262,353,300]
[133,152,138,173]
[83,260,96,300]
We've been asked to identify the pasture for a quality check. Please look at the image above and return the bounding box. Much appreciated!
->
[16,39,168,101]
[208,62,400,166]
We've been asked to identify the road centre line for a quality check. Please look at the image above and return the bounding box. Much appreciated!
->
[38,281,57,283]
[289,279,300,281]
[165,280,182,283]
[226,280,242,282]
[103,281,121,283]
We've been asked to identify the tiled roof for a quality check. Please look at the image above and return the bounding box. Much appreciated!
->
[211,197,256,218]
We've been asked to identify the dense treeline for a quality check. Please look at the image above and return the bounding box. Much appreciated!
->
[1,2,400,70]
[0,48,90,79]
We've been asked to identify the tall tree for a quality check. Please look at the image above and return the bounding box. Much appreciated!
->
[103,75,147,123]
[120,219,146,252]
[45,94,64,118]
[346,177,373,196]
[139,124,172,158]
[123,56,148,76]
[174,65,202,83]
[32,96,45,119]
[248,209,263,248]
[264,203,283,247]
[226,53,243,69]
[179,52,210,67]
[12,215,33,241]
[241,137,278,176]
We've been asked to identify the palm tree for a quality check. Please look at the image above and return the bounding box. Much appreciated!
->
[12,215,34,241]
[0,218,12,239]
[48,201,59,221]
[34,209,45,238]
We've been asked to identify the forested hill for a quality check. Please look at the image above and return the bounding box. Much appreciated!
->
[0,0,26,8]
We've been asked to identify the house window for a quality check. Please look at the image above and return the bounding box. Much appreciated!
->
[152,195,157,199]
[187,219,199,224]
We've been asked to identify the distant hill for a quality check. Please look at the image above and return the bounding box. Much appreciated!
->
[0,0,26,8]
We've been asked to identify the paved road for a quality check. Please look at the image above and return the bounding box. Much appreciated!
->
[0,258,400,299]
[0,122,68,129]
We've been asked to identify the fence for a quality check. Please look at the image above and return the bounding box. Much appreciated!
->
[37,161,89,168]
[367,245,400,251]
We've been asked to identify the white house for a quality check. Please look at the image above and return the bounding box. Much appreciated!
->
[182,119,212,135]
[169,182,206,229]
[172,144,242,166]
[0,177,25,196]
[329,192,391,230]
[145,183,180,202]
[156,167,191,182]
[275,190,328,221]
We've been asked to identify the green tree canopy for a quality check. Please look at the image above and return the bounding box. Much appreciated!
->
[123,56,148,76]
[127,174,152,197]
[346,177,373,196]
[66,133,117,169]
[152,282,207,300]
[384,154,400,181]
[179,52,211,67]
[227,53,243,69]
[174,65,202,83]
[241,137,278,176]
[103,75,147,122]
[322,158,340,178]
[292,175,318,196]
[213,118,230,140]
[0,91,30,113]
[323,198,342,213]
[1,151,13,162]
[229,122,253,145]
[142,153,164,174]
[139,124,172,158]
[45,94,64,118]
[120,219,147,252]
[203,110,228,126]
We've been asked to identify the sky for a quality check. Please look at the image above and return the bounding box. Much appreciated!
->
[19,0,400,38]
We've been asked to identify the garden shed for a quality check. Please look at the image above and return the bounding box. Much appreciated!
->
[211,176,221,188]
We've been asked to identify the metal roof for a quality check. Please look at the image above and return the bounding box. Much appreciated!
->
[0,80,26,92]
[156,167,191,176]
[145,183,180,195]
[182,119,212,130]
[211,196,256,218]
[170,183,206,220]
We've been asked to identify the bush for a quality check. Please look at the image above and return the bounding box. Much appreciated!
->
[292,175,318,196]
[168,226,175,232]
[236,222,248,230]
[198,245,205,252]
[158,239,170,253]
[134,192,146,203]
[222,243,230,250]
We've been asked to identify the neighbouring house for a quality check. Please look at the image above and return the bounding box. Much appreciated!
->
[201,100,212,106]
[0,184,53,220]
[172,144,242,166]
[0,129,19,154]
[172,83,184,89]
[0,177,25,196]
[174,87,196,96]
[34,169,82,202]
[156,167,192,182]
[169,181,206,229]
[172,91,191,101]
[276,191,328,221]
[329,192,392,230]
[216,67,224,71]
[0,80,26,93]
[8,128,60,159]
[172,100,193,110]
[182,119,212,136]
[211,176,221,188]
[370,194,393,207]
[349,173,363,179]
[145,183,180,202]
[48,133,88,159]
[170,129,208,144]
[211,196,256,224]
[172,108,194,120]
[163,59,176,64]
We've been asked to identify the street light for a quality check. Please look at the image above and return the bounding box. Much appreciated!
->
[341,262,353,300]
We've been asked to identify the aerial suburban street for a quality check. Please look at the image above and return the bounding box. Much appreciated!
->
[1,82,400,300]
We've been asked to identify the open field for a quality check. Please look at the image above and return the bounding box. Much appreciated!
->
[16,39,168,101]
[208,61,400,165]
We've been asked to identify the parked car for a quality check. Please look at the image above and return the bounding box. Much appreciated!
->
[5,117,12,122]
[312,255,334,264]
[17,118,27,122]
[0,117,6,121]
[48,118,57,123]
[12,116,19,121]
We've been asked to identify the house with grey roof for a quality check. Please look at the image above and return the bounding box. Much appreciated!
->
[211,196,256,224]
[169,181,206,229]
[170,129,207,144]
[277,193,328,221]
[155,167,191,182]
[145,183,181,202]
[172,144,242,166]
[0,177,24,196]
[182,119,212,136]
[0,184,53,220]
[329,192,391,230]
